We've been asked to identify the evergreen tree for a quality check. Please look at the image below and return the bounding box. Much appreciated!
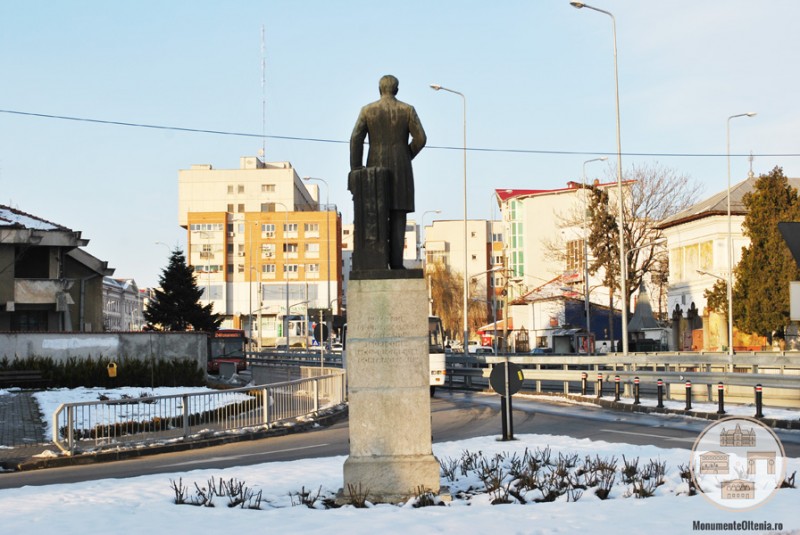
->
[731,167,800,339]
[144,247,223,332]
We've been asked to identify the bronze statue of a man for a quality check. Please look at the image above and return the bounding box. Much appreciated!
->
[350,74,426,270]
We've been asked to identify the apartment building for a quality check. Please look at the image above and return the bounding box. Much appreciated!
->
[423,219,502,316]
[496,181,622,303]
[178,157,342,347]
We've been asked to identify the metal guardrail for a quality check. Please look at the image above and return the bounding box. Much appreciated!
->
[247,350,344,368]
[444,352,800,406]
[52,370,346,454]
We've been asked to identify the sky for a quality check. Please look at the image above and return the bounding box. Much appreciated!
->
[2,1,799,288]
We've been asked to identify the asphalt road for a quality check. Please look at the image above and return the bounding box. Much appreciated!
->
[1,391,797,490]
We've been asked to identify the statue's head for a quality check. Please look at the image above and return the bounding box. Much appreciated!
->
[379,75,399,96]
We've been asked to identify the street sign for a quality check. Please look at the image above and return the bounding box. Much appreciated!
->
[489,361,524,396]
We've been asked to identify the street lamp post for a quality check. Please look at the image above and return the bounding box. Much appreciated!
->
[726,112,756,356]
[419,209,441,265]
[420,209,441,316]
[570,1,628,355]
[303,177,333,360]
[581,157,607,351]
[430,83,469,352]
[191,230,212,304]
[269,202,291,348]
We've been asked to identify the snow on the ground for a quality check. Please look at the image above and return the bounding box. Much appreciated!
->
[0,433,798,535]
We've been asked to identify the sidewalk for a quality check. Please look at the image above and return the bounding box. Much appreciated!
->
[0,391,51,466]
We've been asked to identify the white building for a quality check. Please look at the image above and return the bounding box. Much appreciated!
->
[657,174,800,351]
[102,277,145,331]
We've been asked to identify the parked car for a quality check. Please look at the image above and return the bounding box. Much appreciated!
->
[529,347,553,355]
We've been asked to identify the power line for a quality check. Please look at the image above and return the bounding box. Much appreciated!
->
[1,108,798,159]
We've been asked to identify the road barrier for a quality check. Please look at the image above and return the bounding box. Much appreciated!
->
[444,352,800,413]
[52,370,346,454]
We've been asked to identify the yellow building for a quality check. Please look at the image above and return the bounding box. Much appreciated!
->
[178,157,341,347]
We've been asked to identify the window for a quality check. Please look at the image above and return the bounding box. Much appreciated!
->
[227,185,233,194]
[227,243,234,254]
[237,185,245,194]
[283,243,298,253]
[304,223,319,233]
[283,223,298,233]
[305,243,320,255]
[262,264,276,273]
[306,263,320,273]
[471,231,477,238]
[190,223,224,232]
[227,204,234,212]
[343,229,350,235]
[492,232,503,242]
[237,264,244,273]
[284,264,298,273]
[261,184,276,193]
[262,223,275,237]
[471,254,477,261]
[237,204,245,213]
[261,244,276,258]
[566,239,585,272]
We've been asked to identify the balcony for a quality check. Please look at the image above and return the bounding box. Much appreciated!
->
[14,279,73,307]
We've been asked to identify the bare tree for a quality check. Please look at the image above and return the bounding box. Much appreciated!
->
[427,261,491,344]
[543,163,699,334]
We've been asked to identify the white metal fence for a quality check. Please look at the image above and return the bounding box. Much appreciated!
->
[52,370,346,454]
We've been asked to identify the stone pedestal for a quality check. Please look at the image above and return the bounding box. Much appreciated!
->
[342,274,440,503]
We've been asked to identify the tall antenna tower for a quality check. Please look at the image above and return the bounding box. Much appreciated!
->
[260,25,267,160]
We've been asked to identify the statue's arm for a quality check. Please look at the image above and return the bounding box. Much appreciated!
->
[350,110,368,170]
[408,106,426,160]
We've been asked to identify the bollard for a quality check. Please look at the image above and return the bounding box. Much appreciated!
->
[656,379,664,408]
[685,380,692,411]
[633,376,641,405]
[614,375,621,401]
[596,372,603,398]
[581,372,588,396]
[754,384,764,418]
[717,382,725,415]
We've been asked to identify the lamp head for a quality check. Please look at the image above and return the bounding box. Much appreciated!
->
[570,1,586,8]
[746,112,757,117]
[430,84,442,91]
[600,156,609,161]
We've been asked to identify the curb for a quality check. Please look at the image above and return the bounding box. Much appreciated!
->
[7,405,349,472]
